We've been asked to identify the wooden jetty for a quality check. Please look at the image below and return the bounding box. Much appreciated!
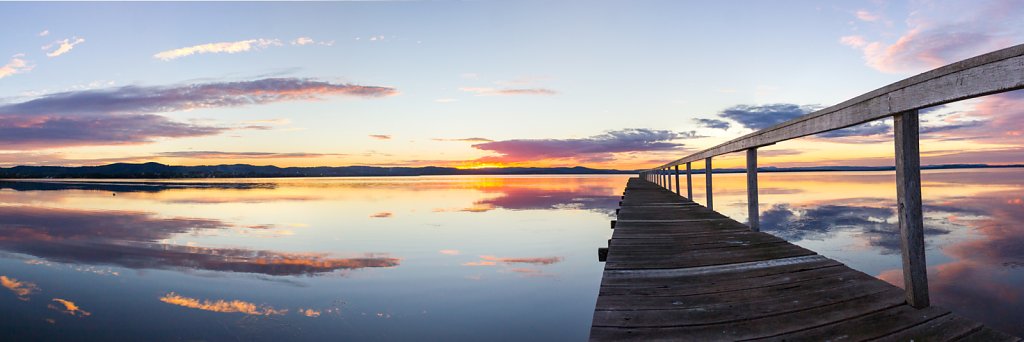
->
[591,44,1024,340]
[590,179,1018,341]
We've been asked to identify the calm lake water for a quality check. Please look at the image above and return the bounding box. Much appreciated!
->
[0,170,1021,340]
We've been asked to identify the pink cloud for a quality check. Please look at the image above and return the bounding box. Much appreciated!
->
[855,10,880,22]
[0,78,396,150]
[840,1,1024,73]
[460,87,557,96]
[471,128,688,163]
[369,134,392,140]
[0,55,33,80]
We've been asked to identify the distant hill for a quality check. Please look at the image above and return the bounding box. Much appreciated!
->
[0,162,1019,179]
[0,162,630,179]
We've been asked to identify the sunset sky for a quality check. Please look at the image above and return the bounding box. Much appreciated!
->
[0,1,1022,170]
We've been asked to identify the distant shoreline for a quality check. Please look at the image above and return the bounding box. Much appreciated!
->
[0,162,1020,179]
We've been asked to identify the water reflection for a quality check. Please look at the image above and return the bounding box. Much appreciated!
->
[0,205,399,276]
[0,175,625,341]
[704,169,1024,336]
[0,180,273,192]
[760,202,954,253]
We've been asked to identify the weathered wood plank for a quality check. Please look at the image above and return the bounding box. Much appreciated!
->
[591,289,909,341]
[895,109,930,308]
[590,178,1017,341]
[747,148,759,231]
[750,304,951,341]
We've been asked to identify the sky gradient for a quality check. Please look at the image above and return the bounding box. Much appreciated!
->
[1,1,1022,169]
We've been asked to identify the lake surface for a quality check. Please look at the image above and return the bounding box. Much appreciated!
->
[0,170,1021,340]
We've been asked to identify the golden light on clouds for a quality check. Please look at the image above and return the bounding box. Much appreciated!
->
[159,292,288,316]
[49,298,91,317]
[1,275,40,301]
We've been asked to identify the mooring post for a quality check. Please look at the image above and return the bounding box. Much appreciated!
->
[674,165,680,195]
[747,148,759,231]
[894,109,929,308]
[705,157,713,210]
[686,162,692,200]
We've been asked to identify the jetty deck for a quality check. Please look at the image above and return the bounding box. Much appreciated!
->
[589,178,1018,341]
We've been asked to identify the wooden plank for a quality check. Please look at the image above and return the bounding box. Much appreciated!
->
[592,178,1016,341]
[598,264,850,296]
[895,109,930,308]
[751,304,951,341]
[957,327,1022,342]
[590,288,909,341]
[874,313,983,342]
[594,279,897,327]
[598,255,838,285]
[596,268,885,310]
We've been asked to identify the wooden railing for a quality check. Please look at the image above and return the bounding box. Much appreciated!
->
[640,43,1024,309]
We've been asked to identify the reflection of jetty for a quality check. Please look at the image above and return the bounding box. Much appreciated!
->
[591,44,1024,340]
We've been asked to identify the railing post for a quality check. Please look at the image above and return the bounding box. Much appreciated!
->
[746,148,759,231]
[674,165,680,195]
[686,162,692,200]
[666,168,672,190]
[894,109,929,308]
[705,157,713,210]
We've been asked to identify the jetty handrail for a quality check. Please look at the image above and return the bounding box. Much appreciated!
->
[640,43,1024,310]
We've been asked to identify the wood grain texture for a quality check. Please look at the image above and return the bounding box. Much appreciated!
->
[590,178,1018,341]
[895,109,930,308]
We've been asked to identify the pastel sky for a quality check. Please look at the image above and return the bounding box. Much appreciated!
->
[0,1,1022,169]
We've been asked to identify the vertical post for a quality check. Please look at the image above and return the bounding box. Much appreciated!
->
[894,109,929,308]
[674,165,680,195]
[686,162,692,199]
[705,157,713,210]
[666,168,672,190]
[747,148,759,231]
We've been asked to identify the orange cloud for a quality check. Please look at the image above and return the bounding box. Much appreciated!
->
[49,298,90,317]
[300,308,321,317]
[159,292,287,315]
[370,212,393,218]
[369,135,392,140]
[439,249,460,255]
[1,275,39,300]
